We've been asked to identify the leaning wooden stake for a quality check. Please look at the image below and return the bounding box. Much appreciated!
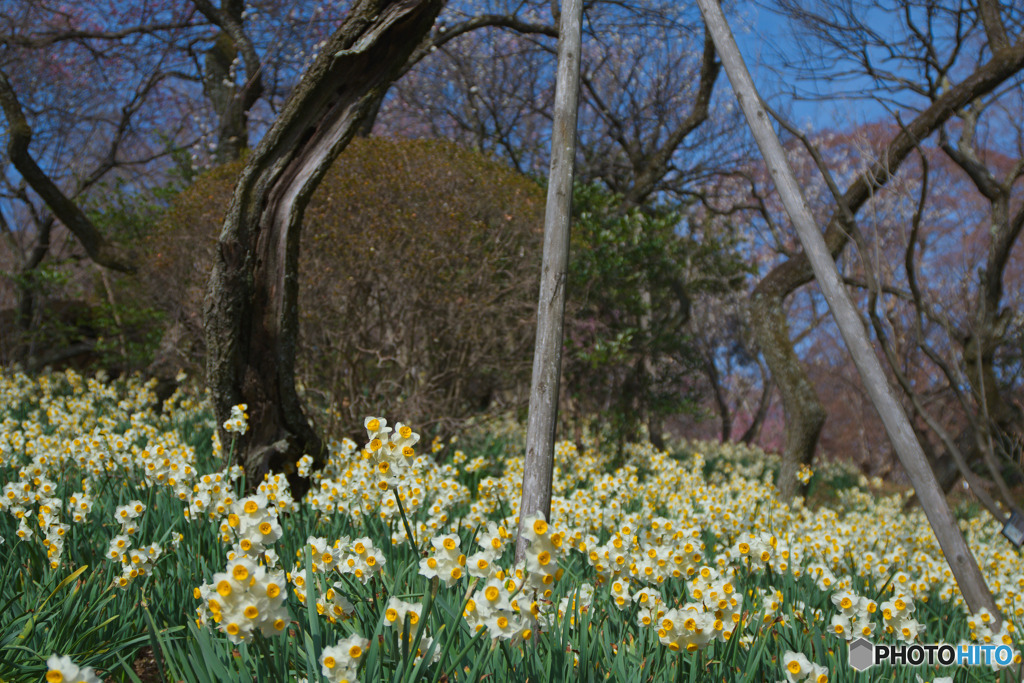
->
[515,0,584,563]
[695,0,1000,621]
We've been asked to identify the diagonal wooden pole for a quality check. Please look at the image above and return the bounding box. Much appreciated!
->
[695,0,1000,621]
[515,0,584,563]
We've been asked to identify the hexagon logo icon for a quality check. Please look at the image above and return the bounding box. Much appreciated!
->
[848,638,874,671]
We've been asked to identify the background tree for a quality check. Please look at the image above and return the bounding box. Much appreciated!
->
[730,0,1024,498]
[563,184,749,448]
[381,2,733,205]
[817,102,1024,510]
[381,2,749,450]
[0,2,198,365]
[698,0,1002,620]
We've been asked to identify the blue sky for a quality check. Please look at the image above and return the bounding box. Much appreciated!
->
[732,3,900,131]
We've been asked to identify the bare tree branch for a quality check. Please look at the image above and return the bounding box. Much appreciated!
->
[0,67,134,273]
[0,20,199,48]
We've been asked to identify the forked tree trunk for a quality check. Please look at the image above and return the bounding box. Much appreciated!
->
[698,0,1002,622]
[203,0,442,492]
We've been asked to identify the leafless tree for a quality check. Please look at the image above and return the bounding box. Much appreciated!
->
[698,0,1003,624]
[740,0,1024,499]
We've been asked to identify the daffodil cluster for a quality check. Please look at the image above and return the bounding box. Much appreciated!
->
[320,634,369,683]
[519,512,566,594]
[223,403,249,434]
[462,575,533,643]
[382,597,440,664]
[137,441,197,496]
[966,607,1017,654]
[1,464,70,562]
[316,583,356,623]
[186,467,243,521]
[453,512,569,643]
[419,533,467,587]
[465,520,512,578]
[362,416,419,489]
[44,653,101,683]
[255,472,298,512]
[633,586,668,629]
[195,556,289,643]
[653,566,743,651]
[103,499,163,588]
[828,589,877,640]
[67,487,95,523]
[383,596,422,630]
[110,540,163,590]
[779,650,828,683]
[217,491,283,558]
[336,536,386,584]
[38,500,69,568]
[880,592,922,642]
[730,531,795,573]
[289,535,385,624]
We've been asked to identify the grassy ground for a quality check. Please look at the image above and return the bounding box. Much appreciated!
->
[0,369,1021,682]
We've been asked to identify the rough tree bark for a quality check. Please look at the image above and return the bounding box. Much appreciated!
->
[203,0,443,493]
[698,0,1002,622]
[515,0,584,562]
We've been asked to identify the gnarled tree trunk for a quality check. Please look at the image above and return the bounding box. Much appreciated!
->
[203,0,442,493]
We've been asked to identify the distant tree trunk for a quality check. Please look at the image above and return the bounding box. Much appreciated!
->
[739,372,772,445]
[195,0,266,165]
[10,215,52,363]
[203,0,442,493]
[749,291,825,498]
[639,260,665,450]
[202,30,252,164]
[515,0,584,562]
[703,350,732,442]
